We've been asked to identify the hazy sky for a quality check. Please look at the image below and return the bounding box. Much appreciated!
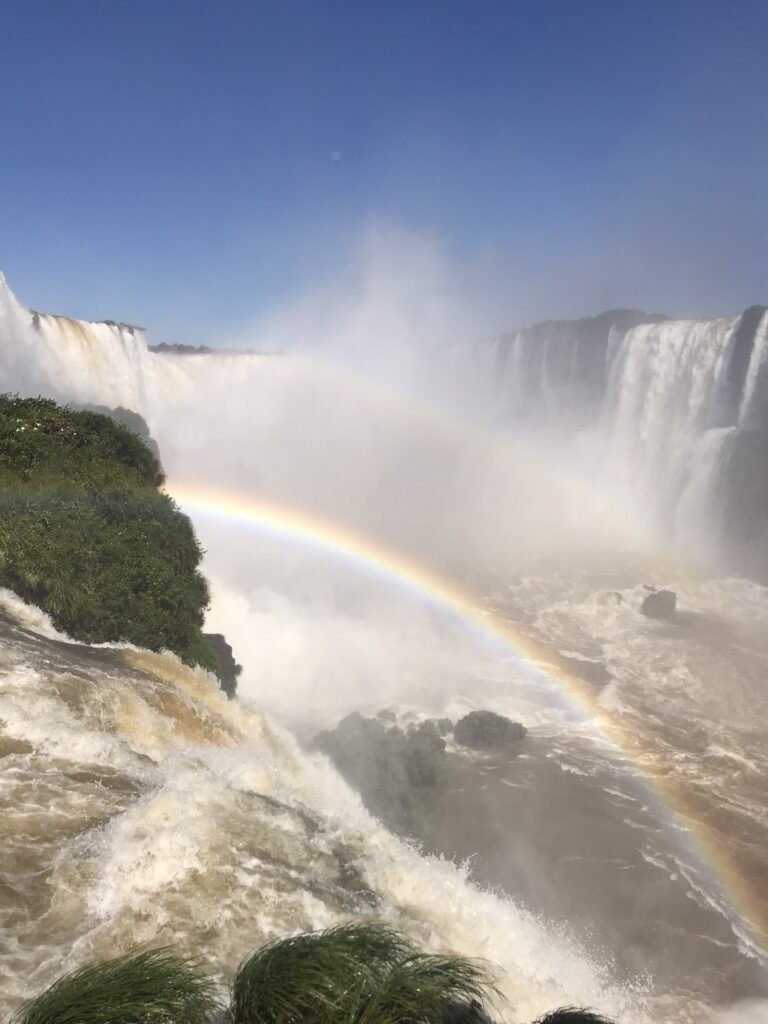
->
[1,0,766,345]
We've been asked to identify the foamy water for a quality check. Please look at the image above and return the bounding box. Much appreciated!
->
[0,594,651,1023]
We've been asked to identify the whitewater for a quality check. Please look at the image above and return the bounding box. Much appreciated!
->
[1,272,768,1022]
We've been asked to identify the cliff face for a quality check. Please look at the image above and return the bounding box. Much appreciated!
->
[492,309,669,425]
[203,633,241,698]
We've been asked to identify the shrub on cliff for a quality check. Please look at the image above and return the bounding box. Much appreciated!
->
[0,395,216,671]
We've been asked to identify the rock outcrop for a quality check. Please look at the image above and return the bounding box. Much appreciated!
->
[203,632,242,698]
[313,708,531,834]
[313,712,447,834]
[454,710,527,750]
[640,589,677,620]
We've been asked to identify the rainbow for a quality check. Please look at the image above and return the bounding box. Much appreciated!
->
[171,480,767,957]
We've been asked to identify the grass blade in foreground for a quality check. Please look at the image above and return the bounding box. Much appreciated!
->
[353,953,500,1024]
[230,923,416,1024]
[11,948,218,1024]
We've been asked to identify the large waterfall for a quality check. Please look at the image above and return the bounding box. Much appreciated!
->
[490,305,768,569]
[3,276,768,1022]
[3,276,768,571]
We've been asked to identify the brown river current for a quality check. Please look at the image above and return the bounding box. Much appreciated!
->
[2,555,768,1024]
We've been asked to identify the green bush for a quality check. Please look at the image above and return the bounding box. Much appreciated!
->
[0,395,216,671]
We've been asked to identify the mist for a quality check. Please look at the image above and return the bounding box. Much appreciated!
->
[141,227,651,727]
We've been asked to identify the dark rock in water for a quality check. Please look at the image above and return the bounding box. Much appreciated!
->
[203,632,242,698]
[441,1000,493,1024]
[454,710,527,750]
[313,712,446,834]
[403,719,447,786]
[640,589,677,620]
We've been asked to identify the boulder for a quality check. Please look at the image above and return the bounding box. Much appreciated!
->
[313,712,447,833]
[203,632,242,697]
[453,710,527,750]
[640,589,677,620]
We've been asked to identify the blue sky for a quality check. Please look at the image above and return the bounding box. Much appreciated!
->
[1,0,766,345]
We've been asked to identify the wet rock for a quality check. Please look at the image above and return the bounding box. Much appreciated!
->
[441,1000,494,1024]
[203,632,242,698]
[640,589,677,620]
[454,710,527,750]
[404,719,446,786]
[313,712,446,834]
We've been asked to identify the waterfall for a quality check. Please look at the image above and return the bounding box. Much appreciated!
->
[484,306,768,562]
[0,275,272,438]
[0,274,189,431]
[603,317,738,513]
[599,311,768,555]
[2,273,767,568]
[738,309,768,429]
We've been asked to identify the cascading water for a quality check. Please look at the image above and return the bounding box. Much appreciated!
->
[486,305,768,565]
[0,591,642,1022]
[600,309,768,561]
[602,317,740,546]
[0,274,191,439]
[2,276,768,1022]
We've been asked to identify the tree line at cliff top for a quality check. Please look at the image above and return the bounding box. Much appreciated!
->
[0,394,219,674]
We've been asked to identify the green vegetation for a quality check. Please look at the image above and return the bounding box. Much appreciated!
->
[12,925,503,1024]
[10,948,218,1024]
[230,923,417,1024]
[0,395,216,671]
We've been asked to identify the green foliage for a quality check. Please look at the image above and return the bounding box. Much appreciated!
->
[12,926,506,1024]
[10,948,219,1024]
[230,923,413,1024]
[0,395,216,671]
[230,923,499,1024]
[0,395,163,489]
[354,953,498,1024]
